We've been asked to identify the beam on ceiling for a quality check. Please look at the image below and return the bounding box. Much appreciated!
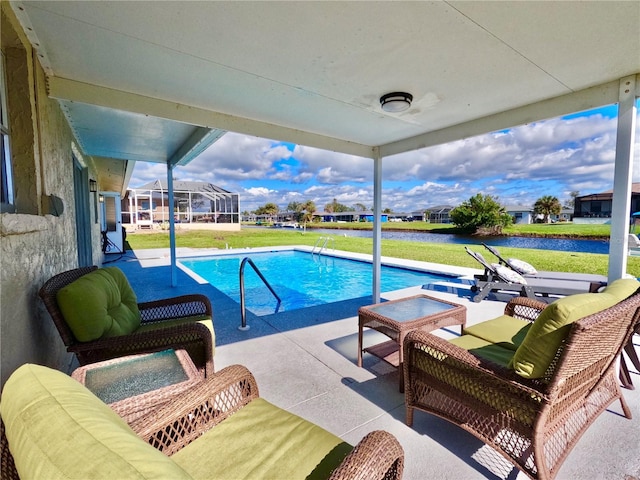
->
[379,78,628,158]
[168,127,226,168]
[47,76,376,159]
[121,160,135,197]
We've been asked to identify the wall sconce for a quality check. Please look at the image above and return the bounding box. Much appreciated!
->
[89,179,98,192]
[99,194,104,203]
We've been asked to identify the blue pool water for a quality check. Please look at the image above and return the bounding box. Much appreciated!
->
[179,250,455,315]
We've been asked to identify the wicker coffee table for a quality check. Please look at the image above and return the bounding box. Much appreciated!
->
[358,294,466,391]
[72,349,202,423]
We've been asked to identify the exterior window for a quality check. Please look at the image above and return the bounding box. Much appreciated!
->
[0,50,14,212]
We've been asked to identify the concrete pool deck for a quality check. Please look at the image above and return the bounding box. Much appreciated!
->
[106,247,640,480]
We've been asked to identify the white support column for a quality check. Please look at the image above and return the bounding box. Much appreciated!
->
[160,186,165,223]
[608,75,637,280]
[372,149,382,303]
[167,166,177,287]
[129,193,135,226]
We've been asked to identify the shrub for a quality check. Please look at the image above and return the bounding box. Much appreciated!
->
[450,193,513,234]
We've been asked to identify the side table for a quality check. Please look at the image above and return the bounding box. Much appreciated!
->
[358,294,466,391]
[72,349,202,423]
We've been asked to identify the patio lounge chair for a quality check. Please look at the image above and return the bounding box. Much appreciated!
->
[403,278,640,480]
[39,266,215,376]
[465,247,603,303]
[1,363,404,480]
[628,233,640,256]
[482,243,608,285]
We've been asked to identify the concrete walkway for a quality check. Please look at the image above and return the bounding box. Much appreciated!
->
[107,247,640,480]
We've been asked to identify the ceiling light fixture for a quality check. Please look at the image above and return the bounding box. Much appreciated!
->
[379,92,413,113]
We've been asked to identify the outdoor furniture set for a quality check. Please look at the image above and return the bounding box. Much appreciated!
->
[403,277,640,480]
[2,266,638,479]
[0,266,405,479]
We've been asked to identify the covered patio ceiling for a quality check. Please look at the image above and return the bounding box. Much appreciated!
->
[9,1,640,289]
[11,1,640,165]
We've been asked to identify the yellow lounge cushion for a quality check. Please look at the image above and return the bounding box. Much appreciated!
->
[462,315,531,352]
[510,278,640,379]
[172,397,352,479]
[56,267,141,342]
[0,364,190,479]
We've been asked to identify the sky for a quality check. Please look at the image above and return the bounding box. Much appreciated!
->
[128,102,640,214]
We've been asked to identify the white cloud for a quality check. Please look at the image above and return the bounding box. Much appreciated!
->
[128,106,640,213]
[245,187,276,196]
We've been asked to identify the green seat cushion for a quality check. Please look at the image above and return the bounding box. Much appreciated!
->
[56,267,141,342]
[510,278,640,379]
[0,364,190,479]
[172,398,352,479]
[136,316,215,357]
[462,315,532,352]
[449,335,515,368]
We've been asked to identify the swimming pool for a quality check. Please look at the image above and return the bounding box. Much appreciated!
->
[179,250,458,315]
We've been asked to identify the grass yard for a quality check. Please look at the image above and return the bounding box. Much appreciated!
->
[126,226,640,277]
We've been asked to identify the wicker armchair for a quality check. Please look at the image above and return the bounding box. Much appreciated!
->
[403,292,640,480]
[1,364,404,480]
[128,364,404,479]
[39,266,214,376]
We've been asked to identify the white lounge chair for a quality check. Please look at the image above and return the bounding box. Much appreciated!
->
[628,234,640,256]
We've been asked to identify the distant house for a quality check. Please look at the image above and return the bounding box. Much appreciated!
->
[424,205,454,223]
[124,180,240,230]
[504,205,534,225]
[315,211,388,223]
[552,208,574,222]
[574,183,640,224]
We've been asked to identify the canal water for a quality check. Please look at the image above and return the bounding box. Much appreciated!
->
[307,228,611,255]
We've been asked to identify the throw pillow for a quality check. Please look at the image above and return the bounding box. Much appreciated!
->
[492,264,527,284]
[507,258,537,275]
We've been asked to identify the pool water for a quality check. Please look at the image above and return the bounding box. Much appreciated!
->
[179,250,456,315]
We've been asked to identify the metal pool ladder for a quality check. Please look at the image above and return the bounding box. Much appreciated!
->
[312,236,334,255]
[238,257,281,331]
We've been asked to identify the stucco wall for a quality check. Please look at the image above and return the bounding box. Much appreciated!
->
[1,4,102,387]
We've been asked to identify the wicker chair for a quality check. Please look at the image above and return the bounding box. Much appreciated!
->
[403,292,640,480]
[1,364,404,480]
[39,266,214,376]
[129,364,404,479]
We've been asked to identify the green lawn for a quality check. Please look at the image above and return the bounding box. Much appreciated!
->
[126,226,640,277]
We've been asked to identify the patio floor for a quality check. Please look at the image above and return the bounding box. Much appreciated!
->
[106,247,640,480]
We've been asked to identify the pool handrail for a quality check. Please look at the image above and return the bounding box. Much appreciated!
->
[238,257,281,330]
[312,236,335,255]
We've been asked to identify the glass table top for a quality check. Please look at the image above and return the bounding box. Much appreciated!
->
[365,296,456,323]
[85,350,189,404]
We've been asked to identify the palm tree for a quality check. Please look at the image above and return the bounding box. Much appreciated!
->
[534,195,562,223]
[302,200,316,224]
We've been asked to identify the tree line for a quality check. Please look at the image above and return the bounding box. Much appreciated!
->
[248,192,578,233]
